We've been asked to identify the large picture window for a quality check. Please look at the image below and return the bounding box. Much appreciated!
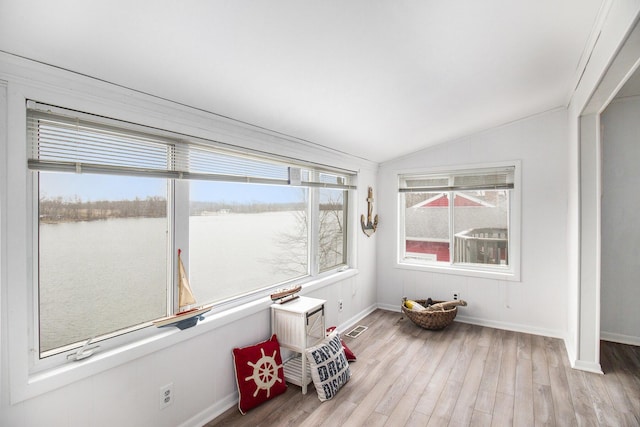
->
[189,181,309,303]
[38,173,169,355]
[27,102,355,360]
[399,165,518,276]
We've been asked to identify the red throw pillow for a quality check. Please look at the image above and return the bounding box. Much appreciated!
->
[326,326,356,362]
[341,340,357,362]
[232,334,287,414]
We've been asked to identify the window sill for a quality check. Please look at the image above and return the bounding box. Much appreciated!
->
[16,268,358,403]
[396,260,520,282]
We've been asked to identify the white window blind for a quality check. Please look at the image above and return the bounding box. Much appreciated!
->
[27,102,356,189]
[399,166,515,193]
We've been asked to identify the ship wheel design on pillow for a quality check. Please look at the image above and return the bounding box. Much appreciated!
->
[245,348,284,397]
[232,334,287,414]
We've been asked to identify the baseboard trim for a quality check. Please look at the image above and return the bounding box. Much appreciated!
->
[572,359,603,374]
[600,331,640,346]
[454,315,565,339]
[376,303,565,339]
[564,336,577,371]
[336,304,378,334]
[377,302,401,312]
[179,393,237,427]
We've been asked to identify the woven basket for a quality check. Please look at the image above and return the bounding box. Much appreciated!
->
[401,299,457,330]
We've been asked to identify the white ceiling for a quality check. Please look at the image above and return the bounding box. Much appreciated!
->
[0,1,606,163]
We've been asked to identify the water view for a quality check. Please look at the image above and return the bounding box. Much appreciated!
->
[39,211,307,353]
[37,172,344,355]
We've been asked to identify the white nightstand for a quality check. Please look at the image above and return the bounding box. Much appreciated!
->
[271,296,325,394]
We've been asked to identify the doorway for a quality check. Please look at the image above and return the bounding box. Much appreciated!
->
[600,77,640,347]
[578,16,640,373]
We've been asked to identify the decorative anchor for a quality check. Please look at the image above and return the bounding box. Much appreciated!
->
[360,186,379,237]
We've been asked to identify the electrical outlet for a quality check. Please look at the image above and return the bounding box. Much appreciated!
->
[338,300,343,312]
[453,293,459,301]
[160,383,173,410]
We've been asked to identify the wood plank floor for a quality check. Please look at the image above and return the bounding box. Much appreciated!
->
[205,309,640,427]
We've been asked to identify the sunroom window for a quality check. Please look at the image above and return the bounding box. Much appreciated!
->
[27,102,355,360]
[188,181,310,303]
[38,173,169,355]
[398,165,517,276]
[318,173,348,271]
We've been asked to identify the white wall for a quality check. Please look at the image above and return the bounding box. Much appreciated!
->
[600,95,640,345]
[0,54,378,427]
[376,109,570,338]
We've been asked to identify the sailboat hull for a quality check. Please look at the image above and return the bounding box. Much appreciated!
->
[152,305,213,329]
[175,315,200,330]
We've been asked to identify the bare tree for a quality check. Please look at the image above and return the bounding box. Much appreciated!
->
[318,193,345,270]
[271,190,346,276]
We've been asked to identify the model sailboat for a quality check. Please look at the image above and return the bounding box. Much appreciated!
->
[153,249,213,330]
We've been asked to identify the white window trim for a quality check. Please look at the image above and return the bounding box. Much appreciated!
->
[395,160,521,282]
[1,57,363,403]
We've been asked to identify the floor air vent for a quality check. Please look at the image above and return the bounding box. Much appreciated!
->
[345,325,368,338]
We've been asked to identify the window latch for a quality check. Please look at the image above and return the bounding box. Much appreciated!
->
[67,337,99,362]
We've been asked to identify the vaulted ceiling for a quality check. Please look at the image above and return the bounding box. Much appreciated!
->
[0,1,607,163]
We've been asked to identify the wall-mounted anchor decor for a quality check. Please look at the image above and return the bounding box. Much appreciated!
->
[360,186,378,237]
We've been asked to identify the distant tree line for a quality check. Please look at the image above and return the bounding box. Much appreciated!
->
[39,196,168,222]
[190,201,306,215]
[40,197,332,222]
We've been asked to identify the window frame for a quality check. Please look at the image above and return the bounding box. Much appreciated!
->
[316,178,349,273]
[396,161,521,281]
[33,172,175,361]
[24,102,357,377]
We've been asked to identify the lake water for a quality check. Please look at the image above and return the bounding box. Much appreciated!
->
[39,211,307,352]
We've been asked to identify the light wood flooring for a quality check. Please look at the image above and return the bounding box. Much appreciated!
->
[206,309,640,426]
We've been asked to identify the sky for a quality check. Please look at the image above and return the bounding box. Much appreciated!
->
[39,172,307,204]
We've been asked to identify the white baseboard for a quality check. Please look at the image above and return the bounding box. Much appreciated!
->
[375,303,565,339]
[600,331,640,346]
[377,302,401,312]
[179,392,238,427]
[572,359,603,374]
[564,337,577,370]
[336,303,378,334]
[454,315,565,339]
